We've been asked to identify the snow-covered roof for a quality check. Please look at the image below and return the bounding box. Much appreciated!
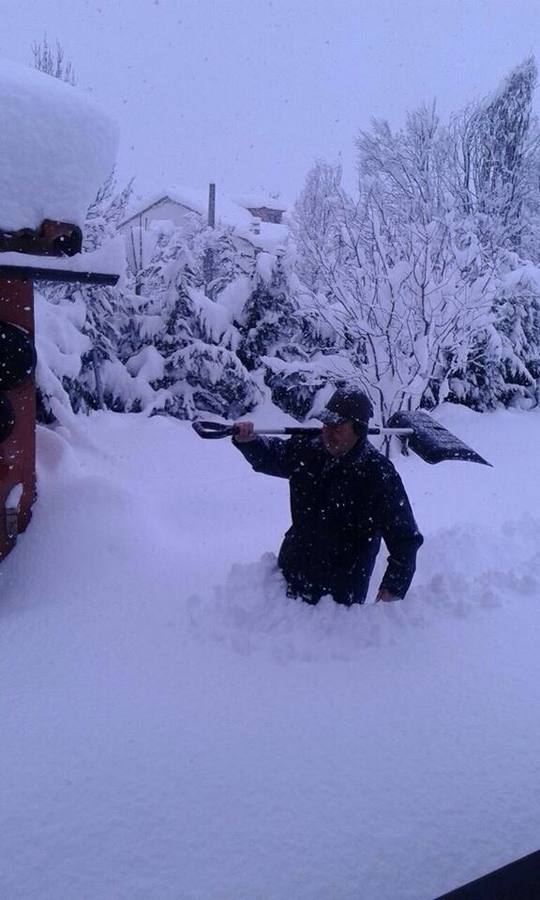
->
[120,186,254,230]
[0,58,118,231]
[232,192,290,212]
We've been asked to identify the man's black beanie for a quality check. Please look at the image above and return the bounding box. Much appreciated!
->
[318,388,374,441]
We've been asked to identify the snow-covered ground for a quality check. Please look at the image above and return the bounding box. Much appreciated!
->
[1,404,540,900]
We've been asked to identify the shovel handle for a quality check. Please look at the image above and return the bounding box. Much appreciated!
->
[192,421,235,439]
[192,420,413,440]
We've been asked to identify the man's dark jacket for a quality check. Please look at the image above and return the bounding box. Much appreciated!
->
[234,434,423,605]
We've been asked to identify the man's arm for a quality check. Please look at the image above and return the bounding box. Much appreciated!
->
[377,464,423,600]
[232,420,298,479]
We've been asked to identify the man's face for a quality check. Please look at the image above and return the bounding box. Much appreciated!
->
[321,420,359,457]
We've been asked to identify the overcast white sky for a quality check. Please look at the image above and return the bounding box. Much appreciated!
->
[2,0,539,205]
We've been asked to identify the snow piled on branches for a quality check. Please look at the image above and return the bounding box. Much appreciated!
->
[36,196,306,422]
[35,56,540,425]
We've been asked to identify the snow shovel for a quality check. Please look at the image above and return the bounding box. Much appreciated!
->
[192,414,491,466]
[386,410,491,465]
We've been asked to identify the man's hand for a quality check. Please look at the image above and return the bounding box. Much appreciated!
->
[376,588,401,602]
[233,421,256,443]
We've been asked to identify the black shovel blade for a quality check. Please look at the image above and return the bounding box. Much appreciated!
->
[387,410,492,466]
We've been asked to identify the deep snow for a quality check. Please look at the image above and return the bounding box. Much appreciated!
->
[1,405,540,899]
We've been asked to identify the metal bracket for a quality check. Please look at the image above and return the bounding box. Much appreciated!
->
[5,483,23,542]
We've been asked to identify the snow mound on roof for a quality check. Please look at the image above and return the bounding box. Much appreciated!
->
[232,191,290,211]
[0,58,118,230]
[170,186,254,227]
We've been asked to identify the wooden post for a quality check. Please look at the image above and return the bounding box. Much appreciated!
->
[0,277,36,559]
[0,261,119,565]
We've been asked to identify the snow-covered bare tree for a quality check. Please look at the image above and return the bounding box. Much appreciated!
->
[293,107,494,424]
[31,36,77,85]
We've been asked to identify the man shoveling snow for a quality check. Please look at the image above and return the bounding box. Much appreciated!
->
[233,387,423,606]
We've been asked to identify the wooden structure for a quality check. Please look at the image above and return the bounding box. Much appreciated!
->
[0,241,119,563]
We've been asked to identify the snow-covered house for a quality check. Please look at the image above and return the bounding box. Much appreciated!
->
[232,192,288,224]
[118,186,288,273]
[118,187,255,235]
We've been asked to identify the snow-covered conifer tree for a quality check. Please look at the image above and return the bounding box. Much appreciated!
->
[450,258,540,409]
[238,250,299,369]
[231,248,321,418]
[446,59,540,408]
[123,220,260,419]
[452,58,539,256]
[36,173,136,417]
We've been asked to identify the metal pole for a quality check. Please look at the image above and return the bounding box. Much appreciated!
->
[92,348,104,409]
[208,183,216,228]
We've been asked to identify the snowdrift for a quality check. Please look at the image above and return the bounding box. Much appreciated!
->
[1,406,540,900]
